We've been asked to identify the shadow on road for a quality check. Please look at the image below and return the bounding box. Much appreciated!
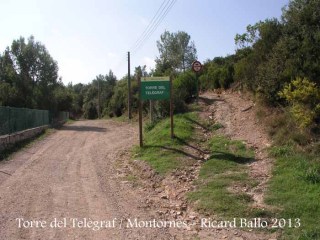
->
[61,125,107,132]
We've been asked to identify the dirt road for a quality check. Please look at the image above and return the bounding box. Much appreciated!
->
[0,120,171,240]
[0,93,277,240]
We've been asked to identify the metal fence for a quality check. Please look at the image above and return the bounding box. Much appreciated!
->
[0,106,69,136]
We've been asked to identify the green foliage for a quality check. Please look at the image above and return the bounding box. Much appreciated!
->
[134,112,197,174]
[279,77,320,128]
[188,135,260,218]
[303,166,320,184]
[155,30,197,74]
[68,70,118,119]
[0,82,18,106]
[199,56,235,91]
[234,19,284,96]
[107,78,128,117]
[173,71,196,101]
[83,101,98,119]
[152,72,194,118]
[0,36,59,110]
[53,86,73,112]
[282,0,320,82]
[266,145,320,239]
[233,0,320,108]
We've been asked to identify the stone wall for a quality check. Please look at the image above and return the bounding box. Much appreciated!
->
[0,125,48,152]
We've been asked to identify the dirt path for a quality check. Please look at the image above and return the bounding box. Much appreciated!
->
[0,92,275,240]
[200,91,273,207]
[0,120,172,240]
[117,92,277,240]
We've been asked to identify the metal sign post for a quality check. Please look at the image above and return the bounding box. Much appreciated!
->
[192,60,203,104]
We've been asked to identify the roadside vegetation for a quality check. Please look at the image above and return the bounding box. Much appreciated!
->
[1,0,319,238]
[188,134,262,218]
[133,112,197,174]
[266,145,320,239]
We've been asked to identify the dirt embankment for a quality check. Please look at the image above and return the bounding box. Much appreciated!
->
[200,91,272,207]
[119,91,277,240]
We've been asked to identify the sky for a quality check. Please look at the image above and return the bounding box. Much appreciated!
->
[0,0,289,84]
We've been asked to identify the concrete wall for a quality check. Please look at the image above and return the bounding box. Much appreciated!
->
[0,125,48,152]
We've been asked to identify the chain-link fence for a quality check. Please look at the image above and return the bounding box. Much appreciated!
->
[0,106,69,135]
[49,111,70,126]
[0,106,51,135]
[0,106,70,135]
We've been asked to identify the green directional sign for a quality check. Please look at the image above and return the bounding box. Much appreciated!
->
[140,77,170,100]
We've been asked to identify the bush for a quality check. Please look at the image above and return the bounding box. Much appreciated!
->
[200,61,234,91]
[173,71,196,102]
[279,77,320,128]
[107,79,128,117]
[83,101,98,119]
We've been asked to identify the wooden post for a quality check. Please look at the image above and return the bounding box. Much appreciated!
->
[98,78,100,119]
[138,75,143,147]
[128,52,132,119]
[196,72,199,104]
[149,100,153,123]
[170,76,174,139]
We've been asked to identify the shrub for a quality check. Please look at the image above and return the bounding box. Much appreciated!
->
[279,77,320,128]
[173,71,196,102]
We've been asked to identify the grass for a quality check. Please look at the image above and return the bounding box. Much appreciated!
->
[66,119,76,124]
[265,145,320,239]
[187,135,268,218]
[255,102,320,239]
[132,102,320,238]
[133,112,198,175]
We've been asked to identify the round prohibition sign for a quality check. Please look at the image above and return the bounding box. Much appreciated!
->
[192,60,202,72]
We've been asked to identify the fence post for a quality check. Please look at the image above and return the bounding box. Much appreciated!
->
[8,107,11,134]
[25,108,27,131]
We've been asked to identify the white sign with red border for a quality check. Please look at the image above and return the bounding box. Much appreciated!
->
[192,60,202,72]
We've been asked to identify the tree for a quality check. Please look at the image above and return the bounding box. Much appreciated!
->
[281,0,320,84]
[234,19,284,99]
[0,36,59,109]
[155,31,197,74]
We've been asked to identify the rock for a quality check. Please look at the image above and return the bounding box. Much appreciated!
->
[156,210,164,215]
[180,204,187,210]
[233,237,244,240]
[160,195,168,199]
[186,225,192,231]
